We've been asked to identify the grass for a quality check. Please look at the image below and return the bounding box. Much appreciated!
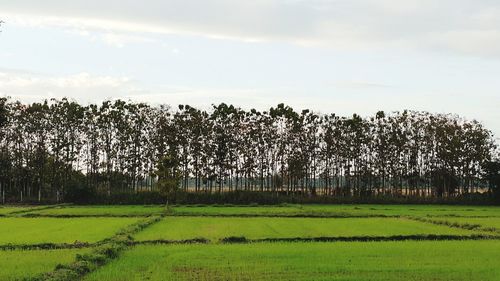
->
[171,204,500,217]
[134,216,482,242]
[0,248,91,280]
[0,217,140,245]
[83,240,500,281]
[25,205,165,217]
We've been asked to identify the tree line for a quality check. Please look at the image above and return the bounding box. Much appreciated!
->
[0,97,498,203]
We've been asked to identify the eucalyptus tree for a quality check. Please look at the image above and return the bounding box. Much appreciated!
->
[125,102,151,191]
[48,99,85,201]
[155,154,181,202]
[173,105,193,191]
[0,97,10,203]
[0,98,497,202]
[83,103,100,191]
[19,101,51,201]
[210,103,243,192]
[94,100,124,195]
[182,106,208,191]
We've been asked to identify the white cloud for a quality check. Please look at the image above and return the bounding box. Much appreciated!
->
[100,33,156,48]
[2,0,500,56]
[0,69,283,108]
[0,70,139,102]
[0,69,498,137]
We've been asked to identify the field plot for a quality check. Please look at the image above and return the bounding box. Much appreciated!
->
[25,205,165,217]
[0,217,139,245]
[171,204,500,217]
[170,205,305,217]
[83,240,500,281]
[0,248,90,280]
[134,216,481,242]
[301,204,500,217]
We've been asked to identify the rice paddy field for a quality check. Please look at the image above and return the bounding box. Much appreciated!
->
[134,216,482,242]
[0,248,91,280]
[25,205,165,217]
[1,204,499,280]
[171,204,500,217]
[83,241,500,281]
[0,217,140,245]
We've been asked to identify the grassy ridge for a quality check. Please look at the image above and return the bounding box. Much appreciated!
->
[83,241,500,281]
[24,205,165,217]
[134,216,483,242]
[0,217,140,245]
[0,206,31,215]
[29,216,163,281]
[414,217,500,233]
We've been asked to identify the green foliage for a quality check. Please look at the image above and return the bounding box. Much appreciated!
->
[0,97,8,128]
[0,98,497,204]
[483,160,500,200]
[154,155,181,199]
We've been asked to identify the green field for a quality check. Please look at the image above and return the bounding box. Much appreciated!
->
[171,205,305,216]
[84,241,500,281]
[134,216,482,241]
[0,248,90,280]
[25,205,165,217]
[1,204,499,280]
[301,204,500,217]
[171,204,500,217]
[0,217,139,245]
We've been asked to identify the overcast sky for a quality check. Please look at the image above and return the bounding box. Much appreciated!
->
[0,1,499,137]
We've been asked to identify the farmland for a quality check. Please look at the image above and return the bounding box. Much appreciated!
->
[0,204,499,281]
[25,205,165,217]
[0,248,91,280]
[134,217,482,242]
[171,204,500,218]
[84,241,500,281]
[0,217,140,245]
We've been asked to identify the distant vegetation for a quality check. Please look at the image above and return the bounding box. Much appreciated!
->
[0,97,498,204]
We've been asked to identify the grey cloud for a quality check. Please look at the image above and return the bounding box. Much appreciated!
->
[2,0,500,56]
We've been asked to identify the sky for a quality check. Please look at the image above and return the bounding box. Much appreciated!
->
[0,0,499,138]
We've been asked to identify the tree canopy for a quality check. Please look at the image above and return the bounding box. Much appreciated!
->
[0,98,497,203]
